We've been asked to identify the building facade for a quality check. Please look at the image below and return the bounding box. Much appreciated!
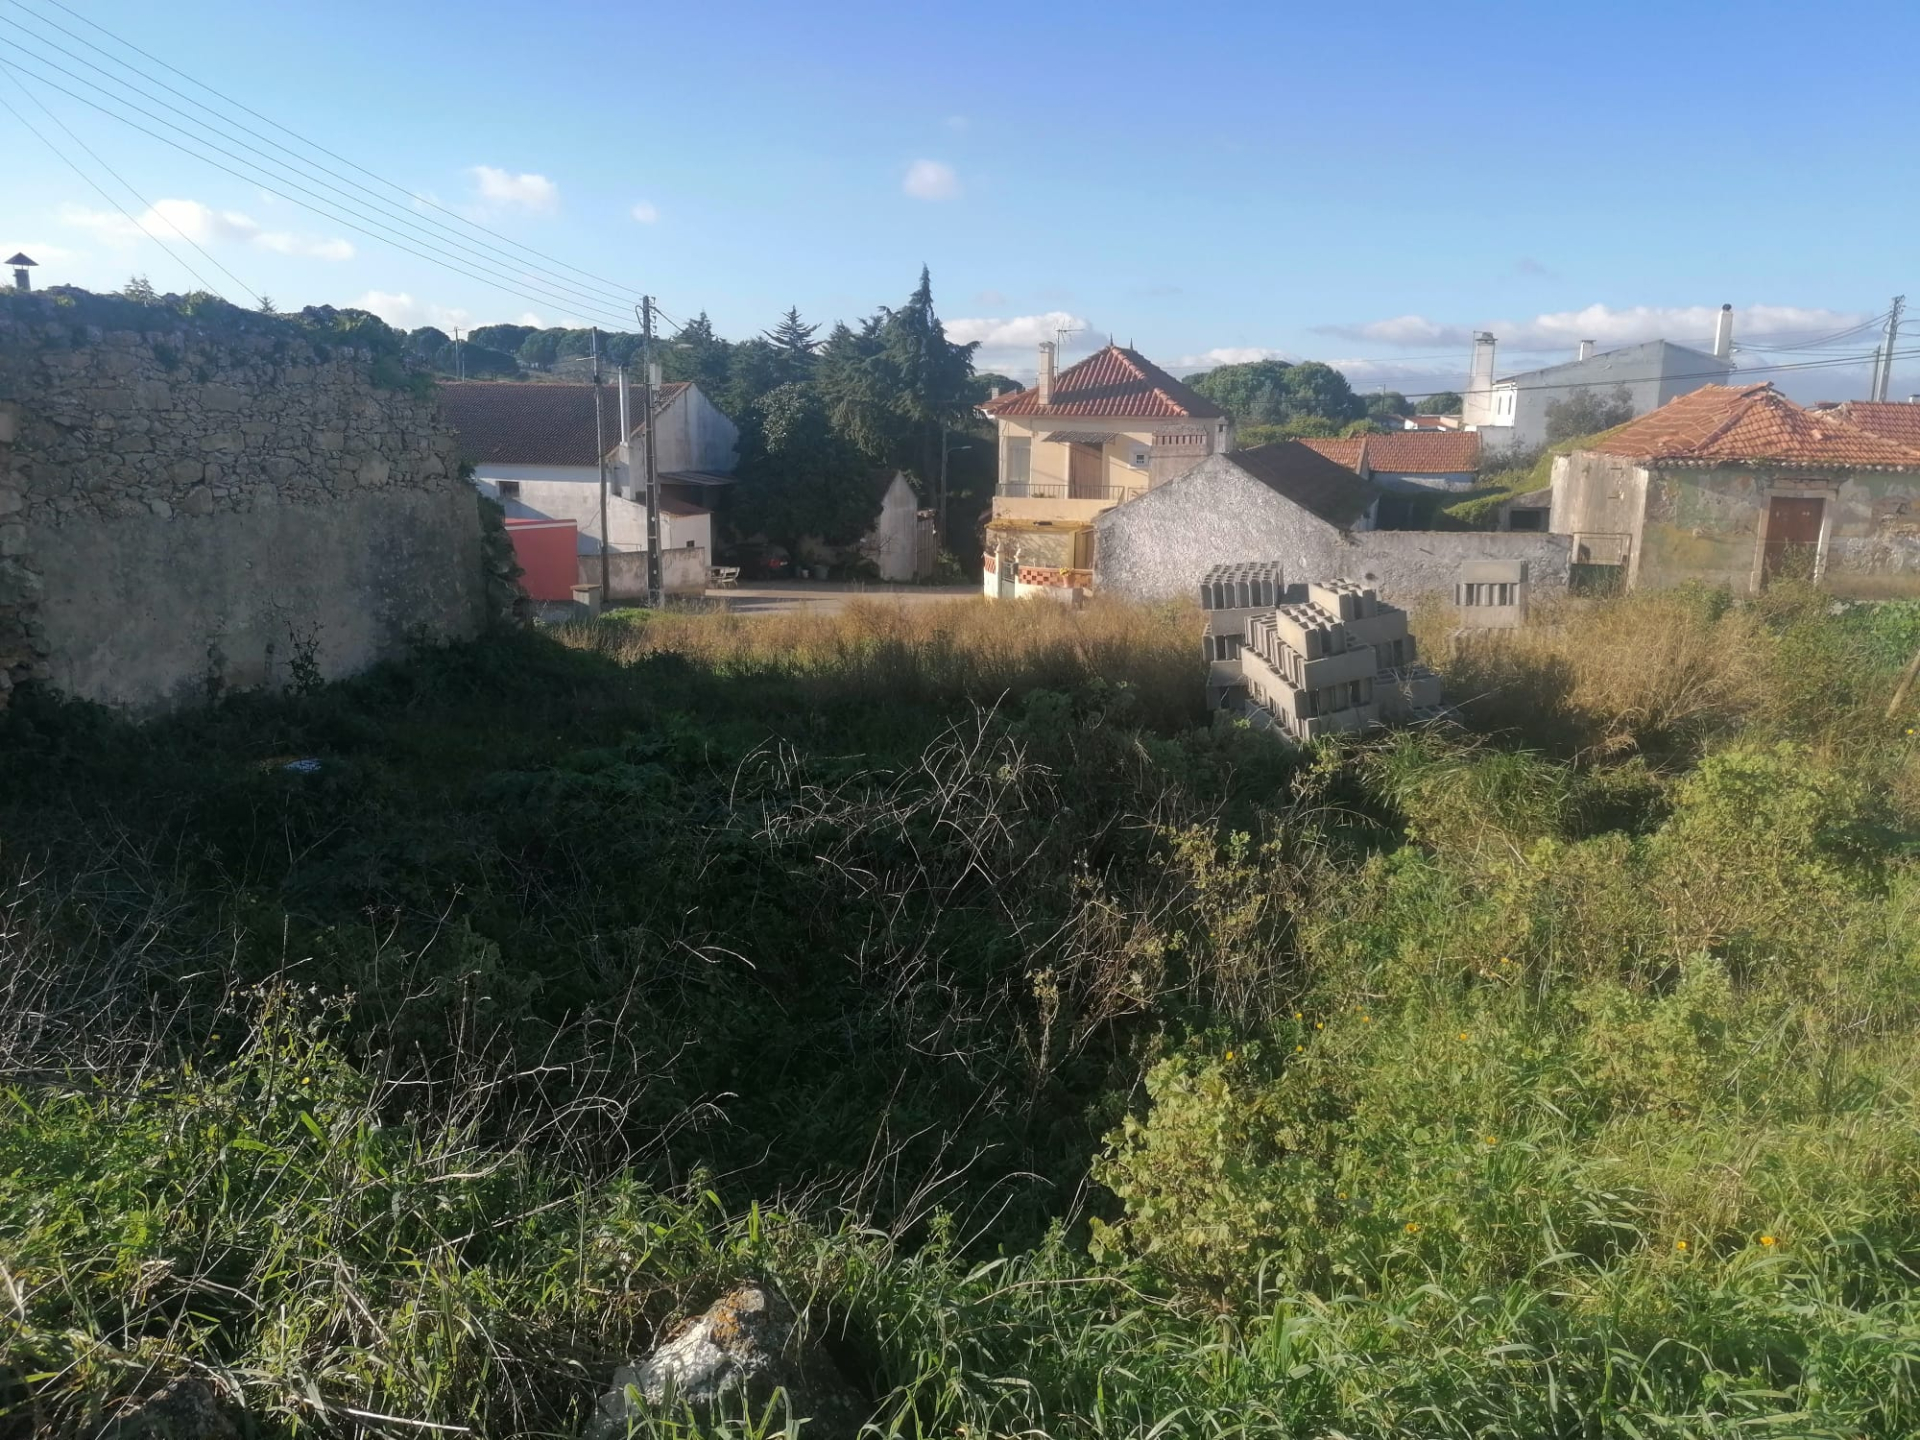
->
[1550,383,1920,597]
[979,344,1232,599]
[1464,309,1736,454]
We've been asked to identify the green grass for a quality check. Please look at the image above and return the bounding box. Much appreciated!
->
[7,589,1920,1436]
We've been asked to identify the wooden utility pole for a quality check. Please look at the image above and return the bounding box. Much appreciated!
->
[639,297,663,608]
[592,327,610,599]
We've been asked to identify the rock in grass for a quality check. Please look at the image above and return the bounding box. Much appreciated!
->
[587,1284,866,1439]
[98,1378,236,1440]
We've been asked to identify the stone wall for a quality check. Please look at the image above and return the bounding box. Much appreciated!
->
[1094,455,1570,605]
[0,294,486,714]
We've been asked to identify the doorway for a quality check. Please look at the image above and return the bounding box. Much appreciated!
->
[1068,443,1105,500]
[1762,495,1825,584]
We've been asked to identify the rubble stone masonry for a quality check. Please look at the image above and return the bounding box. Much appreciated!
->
[0,295,485,713]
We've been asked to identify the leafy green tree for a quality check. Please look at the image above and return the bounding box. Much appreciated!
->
[406,326,451,367]
[1185,360,1295,424]
[723,338,785,419]
[1546,384,1634,444]
[516,330,563,369]
[469,323,536,355]
[733,382,879,556]
[1283,361,1366,425]
[971,372,1019,404]
[763,306,821,386]
[815,317,904,462]
[1365,390,1413,423]
[1421,389,1464,414]
[459,343,520,379]
[660,312,732,395]
[878,267,978,528]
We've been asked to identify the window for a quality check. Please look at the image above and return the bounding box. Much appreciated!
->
[1126,442,1149,468]
[496,480,521,499]
[1004,437,1031,488]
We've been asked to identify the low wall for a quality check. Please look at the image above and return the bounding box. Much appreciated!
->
[579,546,707,602]
[1344,530,1571,602]
[0,291,486,713]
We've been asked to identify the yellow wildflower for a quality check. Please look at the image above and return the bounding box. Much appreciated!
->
[1404,1222,1420,1234]
[1674,1240,1688,1251]
[1483,1135,1498,1145]
[1225,1049,1235,1061]
[1761,1235,1777,1247]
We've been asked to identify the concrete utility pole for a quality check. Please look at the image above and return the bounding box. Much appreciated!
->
[639,297,663,609]
[1872,296,1906,403]
[592,327,610,599]
[452,327,464,380]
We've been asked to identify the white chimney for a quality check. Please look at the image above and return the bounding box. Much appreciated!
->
[1037,341,1056,406]
[1712,303,1734,361]
[1469,332,1497,391]
[1577,339,1594,361]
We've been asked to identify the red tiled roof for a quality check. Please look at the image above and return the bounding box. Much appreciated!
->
[1299,430,1481,476]
[980,345,1225,420]
[1583,384,1920,469]
[437,380,690,467]
[1228,441,1378,529]
[1834,401,1920,451]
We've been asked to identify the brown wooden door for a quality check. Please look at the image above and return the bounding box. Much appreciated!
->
[1763,496,1824,583]
[1068,443,1104,500]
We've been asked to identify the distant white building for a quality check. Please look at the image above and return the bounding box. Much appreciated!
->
[1462,306,1737,453]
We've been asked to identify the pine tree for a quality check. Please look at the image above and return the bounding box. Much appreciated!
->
[878,266,978,533]
[763,306,822,385]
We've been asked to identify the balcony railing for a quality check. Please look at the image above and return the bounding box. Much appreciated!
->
[997,480,1131,502]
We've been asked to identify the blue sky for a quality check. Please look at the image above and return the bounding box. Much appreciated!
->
[3,0,1916,399]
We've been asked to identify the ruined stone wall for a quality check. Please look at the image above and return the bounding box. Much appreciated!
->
[0,295,485,713]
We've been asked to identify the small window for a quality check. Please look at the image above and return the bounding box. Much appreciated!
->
[1004,437,1032,487]
[496,480,521,499]
[1126,442,1149,468]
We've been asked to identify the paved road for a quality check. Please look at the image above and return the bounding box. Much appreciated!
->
[697,581,980,614]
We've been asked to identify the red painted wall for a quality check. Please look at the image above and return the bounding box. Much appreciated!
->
[504,518,580,601]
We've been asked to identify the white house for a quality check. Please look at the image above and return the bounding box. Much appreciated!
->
[438,378,738,560]
[1462,308,1736,454]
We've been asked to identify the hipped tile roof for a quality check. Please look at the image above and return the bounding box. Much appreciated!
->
[1833,401,1920,451]
[1582,384,1920,470]
[981,345,1225,420]
[438,381,690,467]
[1228,441,1378,529]
[1300,430,1481,476]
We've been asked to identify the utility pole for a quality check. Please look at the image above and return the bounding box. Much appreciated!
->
[452,327,464,380]
[592,327,609,600]
[1872,295,1906,403]
[639,297,663,609]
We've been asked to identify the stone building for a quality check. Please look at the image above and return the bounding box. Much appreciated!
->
[1549,383,1920,597]
[1199,564,1442,741]
[1097,441,1570,607]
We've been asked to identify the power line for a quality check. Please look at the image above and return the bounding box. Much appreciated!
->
[0,46,641,328]
[0,50,641,330]
[8,0,645,303]
[0,66,227,297]
[0,12,646,319]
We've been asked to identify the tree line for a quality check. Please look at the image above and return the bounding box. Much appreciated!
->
[1180,358,1465,443]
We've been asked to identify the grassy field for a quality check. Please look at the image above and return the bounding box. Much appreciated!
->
[6,584,1920,1437]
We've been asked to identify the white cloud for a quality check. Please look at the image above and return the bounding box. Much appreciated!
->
[469,166,559,213]
[60,199,351,260]
[1174,346,1296,370]
[629,201,659,224]
[902,158,960,201]
[353,290,474,332]
[1315,304,1871,356]
[947,310,1092,375]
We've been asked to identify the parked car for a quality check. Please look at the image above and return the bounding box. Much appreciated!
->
[718,542,793,581]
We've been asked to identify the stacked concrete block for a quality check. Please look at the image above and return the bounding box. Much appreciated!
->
[1198,561,1443,741]
[1454,560,1530,629]
[1198,561,1286,709]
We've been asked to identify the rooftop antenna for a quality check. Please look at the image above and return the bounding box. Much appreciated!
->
[7,253,36,291]
[1054,322,1084,358]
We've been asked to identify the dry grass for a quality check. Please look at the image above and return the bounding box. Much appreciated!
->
[555,595,1208,726]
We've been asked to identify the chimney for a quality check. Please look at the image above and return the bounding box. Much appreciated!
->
[1712,303,1734,361]
[1469,332,1497,391]
[1037,341,1056,406]
[1577,339,1594,361]
[6,253,36,292]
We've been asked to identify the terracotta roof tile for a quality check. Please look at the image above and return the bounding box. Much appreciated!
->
[1583,384,1920,469]
[438,380,690,467]
[981,345,1225,420]
[1300,431,1480,475]
[1228,441,1378,529]
[1834,401,1920,451]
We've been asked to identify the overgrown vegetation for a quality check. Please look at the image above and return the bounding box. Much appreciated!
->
[8,585,1920,1436]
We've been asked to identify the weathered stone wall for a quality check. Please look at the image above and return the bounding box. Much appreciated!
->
[1094,455,1570,605]
[0,295,485,713]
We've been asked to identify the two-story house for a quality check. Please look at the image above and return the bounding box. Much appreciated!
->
[978,343,1232,598]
